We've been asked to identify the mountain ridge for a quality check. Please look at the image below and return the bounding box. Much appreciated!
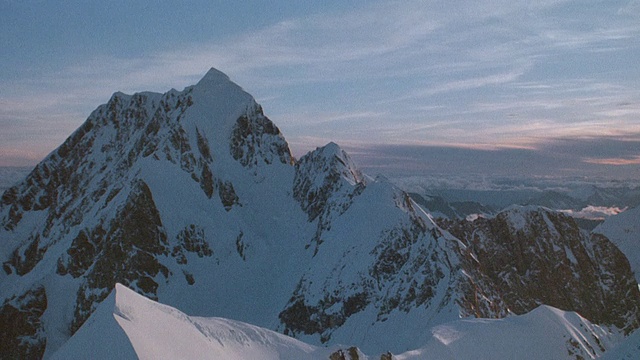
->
[52,283,619,360]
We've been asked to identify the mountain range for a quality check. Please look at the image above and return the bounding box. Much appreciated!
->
[1,68,639,359]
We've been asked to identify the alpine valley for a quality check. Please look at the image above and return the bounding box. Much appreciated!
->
[1,68,640,359]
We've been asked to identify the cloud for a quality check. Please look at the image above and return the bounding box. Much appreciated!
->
[416,64,531,97]
[619,0,640,16]
[347,136,640,179]
[2,0,640,173]
[560,206,628,220]
[583,156,640,166]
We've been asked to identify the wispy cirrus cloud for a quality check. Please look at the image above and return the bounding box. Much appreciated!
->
[2,0,640,177]
[583,156,640,166]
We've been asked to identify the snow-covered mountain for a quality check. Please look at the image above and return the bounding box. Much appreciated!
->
[1,68,639,359]
[51,283,335,360]
[51,283,619,360]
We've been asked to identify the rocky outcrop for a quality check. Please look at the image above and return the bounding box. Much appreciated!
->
[3,233,47,276]
[230,104,293,169]
[293,143,366,254]
[293,143,365,222]
[329,347,363,360]
[438,206,640,333]
[69,180,170,334]
[0,285,47,359]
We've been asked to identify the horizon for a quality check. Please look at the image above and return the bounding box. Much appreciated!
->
[1,1,639,179]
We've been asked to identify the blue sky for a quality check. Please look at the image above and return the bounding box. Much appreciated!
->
[1,0,639,178]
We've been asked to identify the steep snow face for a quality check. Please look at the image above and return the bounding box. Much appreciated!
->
[282,175,461,352]
[438,205,640,333]
[594,206,640,283]
[52,284,332,360]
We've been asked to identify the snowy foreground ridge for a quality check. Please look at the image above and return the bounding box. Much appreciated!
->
[52,284,331,360]
[1,68,640,359]
[51,283,617,360]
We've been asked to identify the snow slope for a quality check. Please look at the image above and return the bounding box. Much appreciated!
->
[600,327,640,360]
[51,283,333,360]
[53,284,619,360]
[594,206,640,283]
[396,305,617,360]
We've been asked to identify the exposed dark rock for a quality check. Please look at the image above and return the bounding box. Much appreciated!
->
[183,270,195,285]
[230,106,293,168]
[438,207,640,333]
[196,127,213,162]
[172,224,213,265]
[3,233,47,276]
[235,231,246,260]
[169,127,196,173]
[200,163,215,199]
[279,287,370,343]
[56,230,97,278]
[218,179,239,211]
[70,180,170,334]
[380,352,394,360]
[0,285,47,360]
[329,347,361,360]
[293,145,364,222]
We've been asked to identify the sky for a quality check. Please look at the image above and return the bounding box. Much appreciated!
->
[1,0,639,179]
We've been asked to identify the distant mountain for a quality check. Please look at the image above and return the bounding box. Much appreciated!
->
[401,178,640,223]
[1,68,638,358]
[408,192,494,219]
[524,190,586,210]
[586,186,640,208]
[51,283,619,360]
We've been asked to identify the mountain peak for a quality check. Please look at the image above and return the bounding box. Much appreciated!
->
[196,67,232,87]
[317,142,346,160]
[306,142,365,186]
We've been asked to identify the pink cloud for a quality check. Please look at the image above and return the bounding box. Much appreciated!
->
[583,156,640,165]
